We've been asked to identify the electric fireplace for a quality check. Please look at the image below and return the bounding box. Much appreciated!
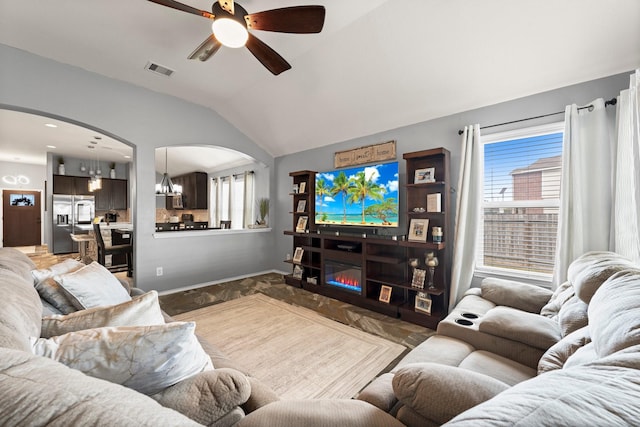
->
[324,260,362,293]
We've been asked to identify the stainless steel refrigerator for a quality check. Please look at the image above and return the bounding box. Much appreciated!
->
[52,195,95,254]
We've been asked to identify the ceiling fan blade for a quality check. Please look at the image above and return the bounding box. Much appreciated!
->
[245,33,291,75]
[218,0,235,15]
[147,0,214,19]
[245,6,326,34]
[188,34,222,61]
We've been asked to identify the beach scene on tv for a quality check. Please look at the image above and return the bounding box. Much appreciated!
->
[315,162,399,227]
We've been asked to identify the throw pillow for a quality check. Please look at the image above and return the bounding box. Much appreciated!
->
[35,277,78,315]
[31,258,84,283]
[41,291,165,338]
[31,322,213,395]
[56,262,131,310]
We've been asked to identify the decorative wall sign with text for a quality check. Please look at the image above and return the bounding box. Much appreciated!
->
[334,140,396,168]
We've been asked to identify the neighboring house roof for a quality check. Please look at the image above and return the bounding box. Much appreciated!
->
[511,155,562,175]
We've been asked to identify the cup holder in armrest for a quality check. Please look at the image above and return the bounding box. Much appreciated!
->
[461,313,479,319]
[455,318,474,326]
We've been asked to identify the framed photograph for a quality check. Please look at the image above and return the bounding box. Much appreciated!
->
[415,292,432,314]
[292,265,303,279]
[292,247,304,264]
[411,268,426,289]
[296,199,307,213]
[296,216,308,232]
[379,285,393,303]
[408,218,429,242]
[414,167,435,184]
[298,181,307,194]
[292,184,299,194]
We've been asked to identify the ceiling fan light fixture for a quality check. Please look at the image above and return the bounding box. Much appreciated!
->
[212,18,248,48]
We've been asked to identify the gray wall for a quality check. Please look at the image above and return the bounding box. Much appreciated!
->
[1,44,276,292]
[272,72,631,283]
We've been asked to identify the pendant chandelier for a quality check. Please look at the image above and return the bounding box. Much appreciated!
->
[158,147,175,194]
[88,144,102,192]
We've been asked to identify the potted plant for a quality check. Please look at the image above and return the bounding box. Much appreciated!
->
[257,198,269,226]
[57,157,65,175]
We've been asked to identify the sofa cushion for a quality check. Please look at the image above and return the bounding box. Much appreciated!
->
[0,347,201,426]
[31,258,84,283]
[458,350,536,386]
[0,268,42,352]
[567,251,636,303]
[557,295,588,337]
[444,347,640,426]
[393,363,509,425]
[41,290,165,338]
[56,261,131,309]
[588,269,640,357]
[538,326,591,374]
[480,277,552,313]
[31,322,213,395]
[237,399,406,427]
[540,281,574,319]
[478,306,561,350]
[35,277,78,315]
[0,247,36,282]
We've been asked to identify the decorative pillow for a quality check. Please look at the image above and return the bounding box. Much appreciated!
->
[537,326,591,374]
[35,277,78,315]
[31,322,214,395]
[56,262,131,310]
[41,291,164,338]
[31,258,84,283]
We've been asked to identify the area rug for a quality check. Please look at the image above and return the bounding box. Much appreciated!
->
[173,293,406,399]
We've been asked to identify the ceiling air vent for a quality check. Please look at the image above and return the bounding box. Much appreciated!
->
[144,61,174,77]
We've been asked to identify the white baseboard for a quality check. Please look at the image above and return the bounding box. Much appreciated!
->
[158,269,285,296]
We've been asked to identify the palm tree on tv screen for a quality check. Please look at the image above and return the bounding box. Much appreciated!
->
[331,171,353,223]
[364,197,397,225]
[348,171,385,224]
[315,178,330,221]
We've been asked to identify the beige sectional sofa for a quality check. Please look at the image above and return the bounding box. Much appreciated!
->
[356,251,640,426]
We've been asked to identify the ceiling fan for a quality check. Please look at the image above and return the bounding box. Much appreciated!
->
[148,0,326,75]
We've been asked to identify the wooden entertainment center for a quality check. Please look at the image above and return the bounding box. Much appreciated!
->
[284,148,452,329]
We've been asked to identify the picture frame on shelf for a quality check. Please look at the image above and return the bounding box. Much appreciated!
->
[411,268,426,289]
[292,184,299,194]
[415,292,432,314]
[408,218,429,242]
[292,247,304,264]
[379,285,392,303]
[296,199,307,213]
[427,193,442,212]
[414,167,435,184]
[299,181,306,194]
[296,216,308,232]
[292,265,303,279]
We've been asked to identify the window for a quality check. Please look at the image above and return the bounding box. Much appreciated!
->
[211,171,255,229]
[476,122,564,280]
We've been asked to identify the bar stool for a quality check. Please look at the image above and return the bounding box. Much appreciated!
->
[93,223,133,277]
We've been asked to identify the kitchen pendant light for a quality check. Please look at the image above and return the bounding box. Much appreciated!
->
[159,147,175,194]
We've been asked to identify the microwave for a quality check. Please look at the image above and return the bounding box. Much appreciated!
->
[167,195,183,209]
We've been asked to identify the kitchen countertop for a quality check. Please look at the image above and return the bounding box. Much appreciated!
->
[76,222,133,231]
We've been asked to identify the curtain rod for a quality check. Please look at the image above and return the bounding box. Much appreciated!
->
[457,97,617,135]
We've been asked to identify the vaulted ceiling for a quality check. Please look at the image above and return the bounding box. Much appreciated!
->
[1,0,639,165]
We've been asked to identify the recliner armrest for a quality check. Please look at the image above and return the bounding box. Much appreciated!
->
[481,277,553,313]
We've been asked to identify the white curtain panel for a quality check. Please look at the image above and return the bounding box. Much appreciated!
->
[243,171,255,227]
[613,69,640,263]
[553,99,612,286]
[449,124,482,308]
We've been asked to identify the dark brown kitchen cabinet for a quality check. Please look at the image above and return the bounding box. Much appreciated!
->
[171,172,208,209]
[95,178,128,210]
[53,175,91,195]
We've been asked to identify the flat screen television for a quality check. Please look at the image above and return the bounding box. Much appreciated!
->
[315,161,399,228]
